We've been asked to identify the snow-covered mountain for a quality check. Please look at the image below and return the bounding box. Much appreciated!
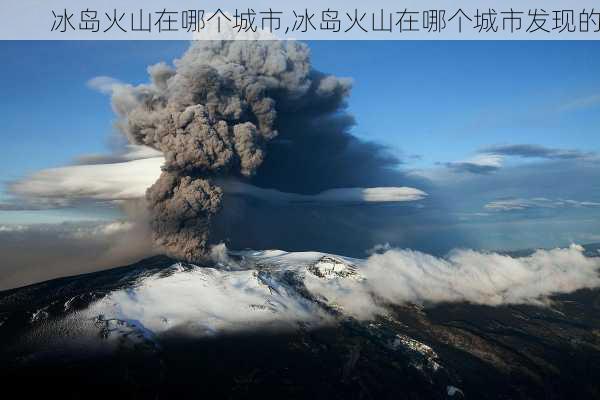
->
[1,247,600,399]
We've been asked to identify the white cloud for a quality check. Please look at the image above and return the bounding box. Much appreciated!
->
[8,150,425,210]
[444,153,504,174]
[362,244,600,306]
[466,153,504,168]
[0,224,27,232]
[221,180,427,204]
[485,197,600,212]
[73,244,600,338]
[11,157,164,202]
[87,76,124,95]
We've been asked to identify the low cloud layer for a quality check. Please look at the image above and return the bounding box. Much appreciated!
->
[361,244,600,307]
[0,216,155,290]
[482,144,597,161]
[485,197,600,212]
[76,244,600,337]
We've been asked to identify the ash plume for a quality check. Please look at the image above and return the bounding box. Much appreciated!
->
[110,41,352,261]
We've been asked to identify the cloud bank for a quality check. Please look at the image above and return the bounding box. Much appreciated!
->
[79,244,600,336]
[481,144,596,161]
[361,244,600,307]
[0,218,155,290]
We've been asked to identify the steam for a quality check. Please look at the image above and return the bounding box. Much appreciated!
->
[361,243,600,307]
[292,244,600,320]
[110,41,353,261]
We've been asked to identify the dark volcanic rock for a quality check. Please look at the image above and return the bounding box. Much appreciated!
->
[1,253,600,399]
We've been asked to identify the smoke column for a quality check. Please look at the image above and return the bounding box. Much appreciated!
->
[110,41,352,261]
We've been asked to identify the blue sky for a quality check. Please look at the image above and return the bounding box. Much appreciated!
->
[1,40,600,249]
[2,41,599,178]
[309,41,600,165]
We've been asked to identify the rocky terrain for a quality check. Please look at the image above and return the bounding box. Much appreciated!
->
[1,249,599,399]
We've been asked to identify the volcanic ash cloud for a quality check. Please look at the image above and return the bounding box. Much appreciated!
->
[109,41,352,261]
